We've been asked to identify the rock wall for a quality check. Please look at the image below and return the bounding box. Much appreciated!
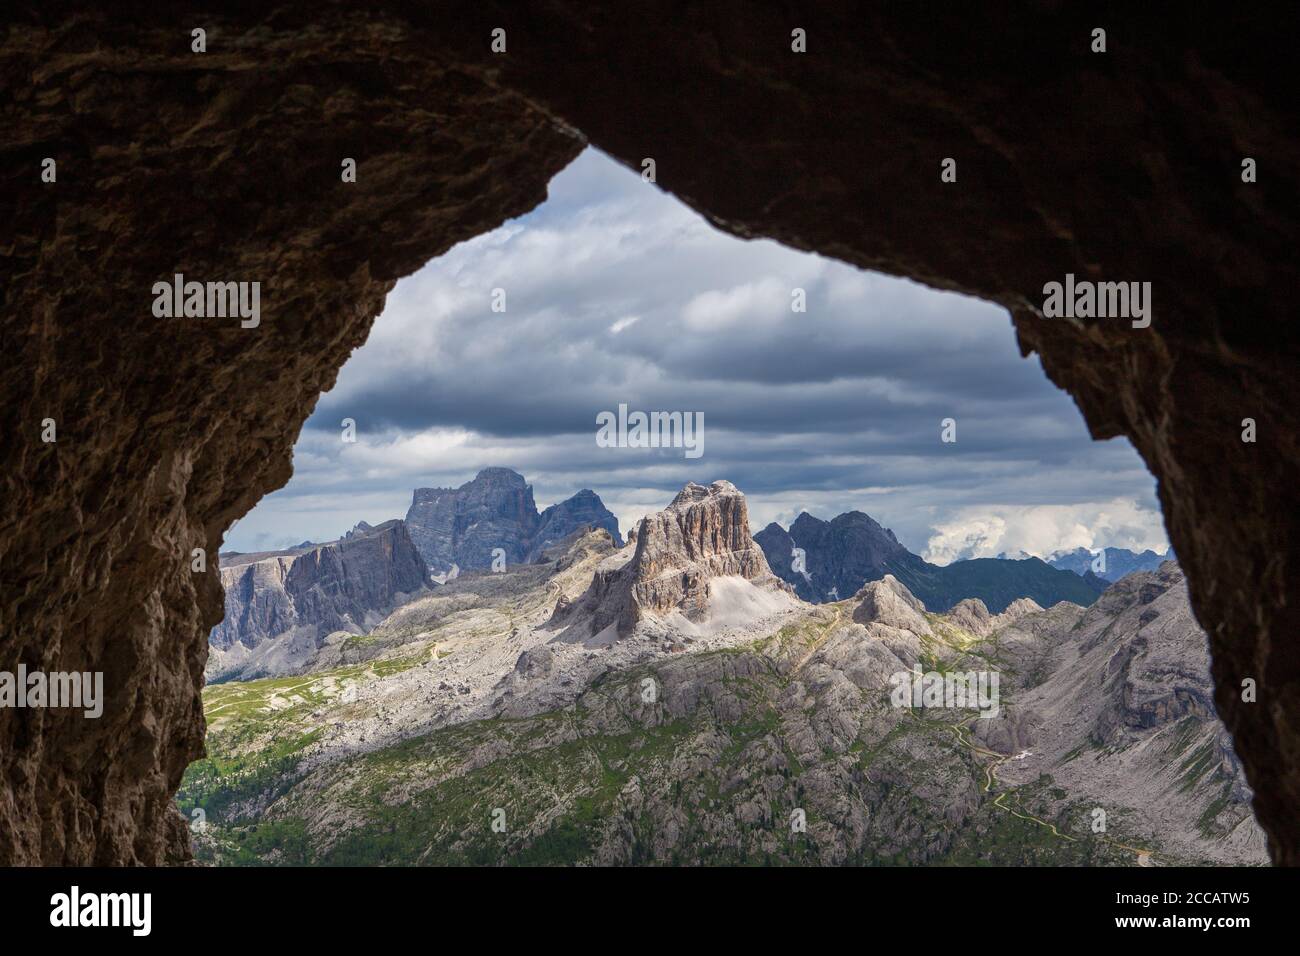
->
[0,7,582,864]
[406,469,541,573]
[1,4,1297,863]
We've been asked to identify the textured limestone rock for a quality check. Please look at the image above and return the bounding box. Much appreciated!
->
[851,576,933,636]
[981,563,1265,860]
[0,10,582,864]
[553,481,792,636]
[1,4,1297,863]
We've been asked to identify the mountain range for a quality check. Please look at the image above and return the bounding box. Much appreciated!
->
[1046,545,1175,582]
[755,511,1108,612]
[209,470,621,680]
[208,470,1174,683]
[208,519,430,682]
[185,479,1264,866]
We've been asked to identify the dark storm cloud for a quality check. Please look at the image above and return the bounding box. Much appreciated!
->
[231,148,1166,561]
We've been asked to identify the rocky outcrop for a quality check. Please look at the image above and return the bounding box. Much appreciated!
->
[979,563,1264,856]
[207,520,430,681]
[405,468,621,572]
[851,576,933,636]
[553,481,793,636]
[758,512,1105,612]
[3,4,1297,865]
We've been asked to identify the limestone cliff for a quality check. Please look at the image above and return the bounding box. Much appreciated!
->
[207,520,430,681]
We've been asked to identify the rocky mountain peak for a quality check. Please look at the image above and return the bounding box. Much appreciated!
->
[1001,596,1045,619]
[552,480,793,636]
[757,508,922,603]
[851,575,932,635]
[532,488,622,559]
[946,597,994,636]
[475,466,529,484]
[662,480,743,516]
[405,468,620,571]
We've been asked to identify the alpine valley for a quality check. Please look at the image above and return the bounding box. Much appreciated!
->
[185,471,1266,866]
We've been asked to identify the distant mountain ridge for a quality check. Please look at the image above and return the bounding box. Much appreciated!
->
[756,511,1106,612]
[1047,545,1174,582]
[405,467,622,573]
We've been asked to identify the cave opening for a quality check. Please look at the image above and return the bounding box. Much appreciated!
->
[185,147,1266,866]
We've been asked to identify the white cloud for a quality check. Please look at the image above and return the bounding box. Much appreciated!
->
[923,499,1169,564]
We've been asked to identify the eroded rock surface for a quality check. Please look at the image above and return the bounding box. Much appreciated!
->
[0,10,582,863]
[553,481,794,637]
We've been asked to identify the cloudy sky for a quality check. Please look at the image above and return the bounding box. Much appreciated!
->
[226,148,1168,564]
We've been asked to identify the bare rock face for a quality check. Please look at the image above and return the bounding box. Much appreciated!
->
[1,5,1297,863]
[207,520,430,681]
[406,469,541,573]
[946,599,995,638]
[632,481,784,617]
[553,481,792,636]
[0,12,581,864]
[765,512,921,603]
[980,563,1265,859]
